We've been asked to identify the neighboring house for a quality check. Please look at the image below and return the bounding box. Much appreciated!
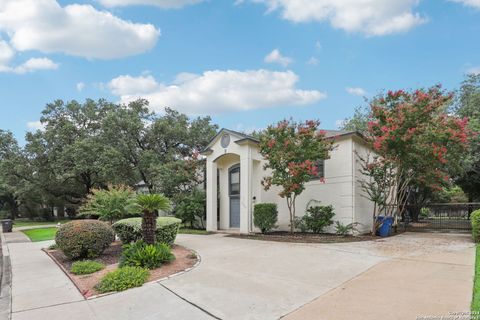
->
[201,128,375,234]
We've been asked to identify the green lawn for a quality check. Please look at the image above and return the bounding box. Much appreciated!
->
[13,219,69,228]
[472,245,480,312]
[178,228,212,235]
[22,227,58,242]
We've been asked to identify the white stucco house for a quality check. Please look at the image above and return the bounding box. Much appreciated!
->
[201,128,375,234]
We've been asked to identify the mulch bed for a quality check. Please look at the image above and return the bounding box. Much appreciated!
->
[227,232,381,243]
[45,242,198,298]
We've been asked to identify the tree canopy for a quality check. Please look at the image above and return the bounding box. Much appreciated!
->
[0,99,217,219]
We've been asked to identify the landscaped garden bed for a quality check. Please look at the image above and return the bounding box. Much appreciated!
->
[227,231,380,244]
[45,241,198,298]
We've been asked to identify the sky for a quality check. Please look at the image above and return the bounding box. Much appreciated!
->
[0,0,479,143]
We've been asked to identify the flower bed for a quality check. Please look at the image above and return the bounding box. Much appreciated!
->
[227,232,380,244]
[45,241,198,298]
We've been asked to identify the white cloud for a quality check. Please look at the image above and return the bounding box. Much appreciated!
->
[346,87,367,96]
[467,66,480,75]
[108,69,326,114]
[0,40,14,67]
[108,74,159,95]
[76,82,86,92]
[452,0,480,8]
[250,0,427,36]
[15,58,58,74]
[307,57,319,66]
[1,57,59,74]
[315,40,322,50]
[26,120,45,131]
[0,0,160,59]
[99,0,203,8]
[264,49,293,67]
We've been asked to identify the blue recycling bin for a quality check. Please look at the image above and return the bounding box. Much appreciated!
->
[376,216,393,237]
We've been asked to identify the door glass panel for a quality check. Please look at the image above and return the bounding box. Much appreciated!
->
[230,167,240,196]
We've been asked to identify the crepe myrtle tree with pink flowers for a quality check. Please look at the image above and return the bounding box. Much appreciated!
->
[259,119,334,233]
[363,85,471,230]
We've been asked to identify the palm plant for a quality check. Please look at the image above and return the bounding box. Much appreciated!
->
[136,194,171,244]
[79,185,140,223]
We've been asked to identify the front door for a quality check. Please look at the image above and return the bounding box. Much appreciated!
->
[229,165,240,228]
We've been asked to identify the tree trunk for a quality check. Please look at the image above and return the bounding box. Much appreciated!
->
[142,210,157,245]
[57,206,65,219]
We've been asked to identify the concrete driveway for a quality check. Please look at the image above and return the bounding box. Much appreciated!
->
[4,232,475,320]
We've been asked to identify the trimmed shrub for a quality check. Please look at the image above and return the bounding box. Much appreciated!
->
[55,220,115,260]
[253,203,278,234]
[303,205,335,234]
[95,266,149,293]
[174,190,206,229]
[472,210,480,243]
[112,217,181,245]
[70,260,105,275]
[120,240,175,269]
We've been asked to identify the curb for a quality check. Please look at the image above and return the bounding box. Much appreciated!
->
[0,231,12,320]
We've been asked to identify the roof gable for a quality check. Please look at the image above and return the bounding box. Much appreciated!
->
[202,128,259,152]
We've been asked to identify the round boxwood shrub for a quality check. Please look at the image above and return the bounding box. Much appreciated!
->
[471,209,480,243]
[253,203,278,234]
[112,217,181,245]
[55,220,115,260]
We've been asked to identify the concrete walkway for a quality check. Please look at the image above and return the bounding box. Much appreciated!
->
[3,232,475,320]
[284,233,475,320]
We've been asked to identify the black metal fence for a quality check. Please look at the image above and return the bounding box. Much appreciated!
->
[403,203,480,232]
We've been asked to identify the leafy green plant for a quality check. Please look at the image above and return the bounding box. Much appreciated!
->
[136,194,171,245]
[334,221,360,236]
[120,240,175,269]
[70,260,105,275]
[174,190,206,229]
[293,216,308,233]
[420,207,431,219]
[95,266,149,293]
[303,205,335,234]
[79,185,140,223]
[253,203,278,234]
[55,220,115,260]
[472,210,480,243]
[112,217,181,245]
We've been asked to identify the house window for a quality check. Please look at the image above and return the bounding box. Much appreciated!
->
[310,160,325,180]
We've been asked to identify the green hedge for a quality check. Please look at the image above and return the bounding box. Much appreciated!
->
[253,203,278,234]
[56,220,115,260]
[112,217,181,245]
[472,210,480,243]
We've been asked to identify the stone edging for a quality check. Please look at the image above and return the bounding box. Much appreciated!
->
[0,231,12,320]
